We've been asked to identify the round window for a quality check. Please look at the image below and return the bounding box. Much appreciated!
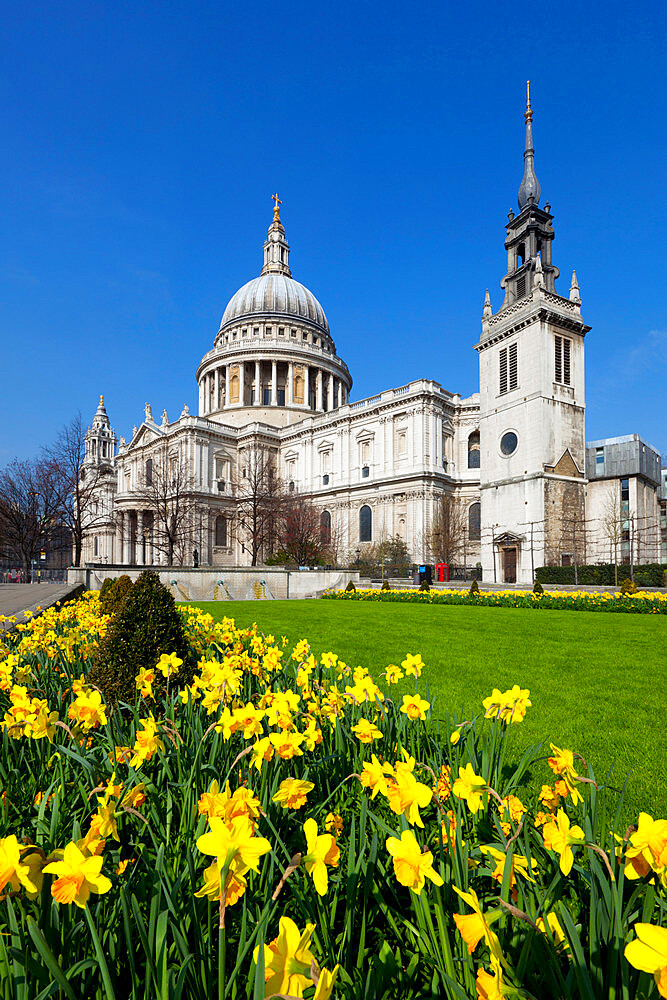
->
[500,431,518,456]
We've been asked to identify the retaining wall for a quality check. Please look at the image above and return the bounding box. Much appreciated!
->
[67,566,360,601]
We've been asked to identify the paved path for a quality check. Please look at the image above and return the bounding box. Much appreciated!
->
[0,583,81,631]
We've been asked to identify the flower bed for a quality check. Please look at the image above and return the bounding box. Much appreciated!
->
[0,590,666,999]
[323,586,667,613]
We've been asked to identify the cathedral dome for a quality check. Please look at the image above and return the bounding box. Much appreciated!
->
[220,273,329,335]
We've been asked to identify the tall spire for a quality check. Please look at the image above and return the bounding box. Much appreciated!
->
[517,80,541,211]
[261,193,292,277]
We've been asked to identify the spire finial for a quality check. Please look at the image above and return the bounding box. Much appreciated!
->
[483,289,492,319]
[272,192,282,223]
[518,81,541,210]
[100,394,104,406]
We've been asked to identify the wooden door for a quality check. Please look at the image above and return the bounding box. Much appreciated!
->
[503,547,517,584]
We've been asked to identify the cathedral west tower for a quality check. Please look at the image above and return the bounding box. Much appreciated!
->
[476,83,590,583]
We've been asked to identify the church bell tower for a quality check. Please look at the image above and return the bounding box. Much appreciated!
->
[475,84,590,584]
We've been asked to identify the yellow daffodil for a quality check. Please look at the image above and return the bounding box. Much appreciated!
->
[386,829,444,893]
[302,818,340,895]
[324,812,343,835]
[351,718,383,743]
[542,808,585,875]
[536,912,569,951]
[386,767,433,828]
[482,685,531,724]
[359,755,393,798]
[43,841,112,908]
[0,836,43,896]
[452,885,503,964]
[547,744,583,806]
[156,652,183,678]
[480,844,538,895]
[196,814,270,875]
[400,653,425,678]
[624,923,667,998]
[256,916,316,999]
[452,763,488,813]
[272,778,315,810]
[313,964,340,1000]
[400,694,430,721]
[269,730,305,760]
[383,663,404,684]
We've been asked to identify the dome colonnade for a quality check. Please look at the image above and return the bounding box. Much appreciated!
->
[196,197,352,426]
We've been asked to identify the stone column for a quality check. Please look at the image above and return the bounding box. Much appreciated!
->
[337,379,342,408]
[198,380,204,415]
[124,512,132,564]
[137,511,144,565]
[214,368,220,411]
[115,514,123,564]
[327,374,333,411]
[304,366,310,409]
[316,369,323,410]
[271,360,277,404]
[239,362,245,405]
[254,360,261,405]
[287,361,294,405]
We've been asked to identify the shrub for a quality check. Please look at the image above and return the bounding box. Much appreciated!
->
[533,580,544,595]
[99,575,134,616]
[469,579,480,596]
[345,580,356,593]
[98,577,115,607]
[620,577,638,595]
[419,580,430,592]
[536,563,666,587]
[381,580,391,591]
[89,570,193,707]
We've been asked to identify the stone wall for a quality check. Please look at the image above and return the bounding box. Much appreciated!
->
[67,565,360,601]
[543,476,586,565]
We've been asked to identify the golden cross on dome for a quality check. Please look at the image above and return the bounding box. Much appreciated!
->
[525,79,533,121]
[272,192,282,222]
[100,394,104,405]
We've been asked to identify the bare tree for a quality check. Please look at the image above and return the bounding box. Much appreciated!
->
[0,458,66,579]
[275,494,324,566]
[234,445,285,566]
[601,486,623,586]
[44,413,109,567]
[134,439,200,565]
[427,494,467,567]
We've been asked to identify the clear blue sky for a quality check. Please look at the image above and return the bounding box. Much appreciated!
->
[1,0,665,460]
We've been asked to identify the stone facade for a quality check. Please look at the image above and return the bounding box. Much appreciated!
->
[80,95,662,583]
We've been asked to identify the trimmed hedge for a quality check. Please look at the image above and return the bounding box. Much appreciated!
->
[535,563,666,587]
[89,570,194,708]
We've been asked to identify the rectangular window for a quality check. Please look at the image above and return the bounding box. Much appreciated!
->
[621,478,629,502]
[595,447,604,472]
[263,388,271,405]
[277,389,285,406]
[563,338,571,384]
[508,342,518,391]
[516,275,526,298]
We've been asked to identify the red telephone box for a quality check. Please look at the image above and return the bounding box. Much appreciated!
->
[437,563,449,582]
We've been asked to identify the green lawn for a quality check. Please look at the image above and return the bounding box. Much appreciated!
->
[192,600,667,820]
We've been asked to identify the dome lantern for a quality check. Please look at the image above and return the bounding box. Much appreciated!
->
[261,193,292,277]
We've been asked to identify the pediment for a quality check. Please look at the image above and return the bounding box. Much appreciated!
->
[127,423,163,450]
[546,448,583,478]
[494,531,524,545]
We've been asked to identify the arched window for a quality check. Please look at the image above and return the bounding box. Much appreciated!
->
[359,505,372,543]
[215,515,228,547]
[468,431,480,469]
[146,459,153,485]
[94,537,98,556]
[468,502,481,542]
[320,510,331,546]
